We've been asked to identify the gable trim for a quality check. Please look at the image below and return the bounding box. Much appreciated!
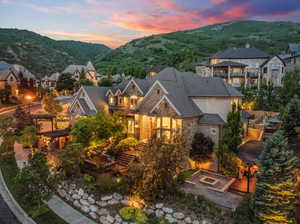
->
[143,80,169,100]
[122,79,144,95]
[105,89,114,97]
[150,95,181,116]
[81,87,98,112]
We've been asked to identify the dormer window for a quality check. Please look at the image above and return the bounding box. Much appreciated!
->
[9,76,14,82]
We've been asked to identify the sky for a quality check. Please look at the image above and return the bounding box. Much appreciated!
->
[1,0,300,48]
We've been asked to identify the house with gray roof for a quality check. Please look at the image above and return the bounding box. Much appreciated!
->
[285,43,300,71]
[69,67,243,147]
[196,44,285,87]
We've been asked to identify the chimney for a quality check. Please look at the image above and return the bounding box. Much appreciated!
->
[245,42,251,48]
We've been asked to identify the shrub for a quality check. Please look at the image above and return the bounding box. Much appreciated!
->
[234,196,255,224]
[29,204,50,219]
[83,174,95,183]
[176,169,197,184]
[190,132,214,161]
[116,137,139,151]
[119,207,148,224]
[95,173,129,195]
[119,207,135,221]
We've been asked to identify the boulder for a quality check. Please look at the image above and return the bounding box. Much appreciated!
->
[73,200,80,208]
[165,214,176,223]
[70,183,76,190]
[78,188,84,196]
[99,216,108,224]
[108,199,119,205]
[113,193,122,200]
[80,199,90,206]
[192,221,200,224]
[115,214,122,223]
[173,212,185,220]
[163,207,173,214]
[155,209,164,218]
[89,212,98,219]
[155,203,164,209]
[121,200,129,206]
[81,206,90,213]
[82,193,89,200]
[184,217,192,223]
[72,194,81,200]
[65,194,71,201]
[145,208,154,214]
[106,215,115,223]
[58,189,67,198]
[97,208,109,216]
[97,201,108,207]
[101,195,113,201]
[88,197,95,204]
[90,205,98,212]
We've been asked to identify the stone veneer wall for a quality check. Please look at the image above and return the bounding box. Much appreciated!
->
[182,118,200,149]
[138,83,165,113]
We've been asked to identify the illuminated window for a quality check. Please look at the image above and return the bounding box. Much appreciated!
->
[128,119,135,134]
[109,97,114,104]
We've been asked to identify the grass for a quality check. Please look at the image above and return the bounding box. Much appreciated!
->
[0,151,67,224]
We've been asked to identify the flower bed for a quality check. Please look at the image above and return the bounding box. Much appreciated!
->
[57,182,218,224]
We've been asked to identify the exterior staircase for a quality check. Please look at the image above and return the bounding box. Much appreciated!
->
[115,152,137,174]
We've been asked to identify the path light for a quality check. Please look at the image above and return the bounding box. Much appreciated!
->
[25,94,34,113]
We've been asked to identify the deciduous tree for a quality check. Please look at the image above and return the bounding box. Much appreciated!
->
[17,125,38,148]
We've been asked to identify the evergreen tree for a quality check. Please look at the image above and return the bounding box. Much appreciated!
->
[190,132,214,161]
[281,95,300,138]
[14,106,34,134]
[251,131,299,224]
[56,73,76,92]
[220,103,242,153]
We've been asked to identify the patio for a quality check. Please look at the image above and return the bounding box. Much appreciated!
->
[184,169,243,210]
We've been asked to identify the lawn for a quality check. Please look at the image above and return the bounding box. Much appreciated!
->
[0,151,67,224]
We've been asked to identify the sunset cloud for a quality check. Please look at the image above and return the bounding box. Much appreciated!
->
[1,0,300,48]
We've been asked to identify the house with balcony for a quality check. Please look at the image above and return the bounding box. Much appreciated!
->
[196,44,285,87]
[69,67,243,147]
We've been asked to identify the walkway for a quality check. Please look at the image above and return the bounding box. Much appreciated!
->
[46,195,96,224]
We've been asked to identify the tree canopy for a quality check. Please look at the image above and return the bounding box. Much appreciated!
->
[56,74,76,92]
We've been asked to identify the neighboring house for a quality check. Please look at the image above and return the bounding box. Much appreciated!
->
[0,61,37,97]
[284,43,300,71]
[69,67,243,147]
[62,61,100,85]
[41,73,60,90]
[196,44,285,87]
[146,65,170,77]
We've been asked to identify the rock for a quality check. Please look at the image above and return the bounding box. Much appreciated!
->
[89,212,98,219]
[70,183,76,190]
[121,200,129,205]
[145,208,154,214]
[88,197,95,204]
[156,203,164,209]
[115,214,122,223]
[165,214,176,223]
[99,216,108,224]
[73,200,80,208]
[97,201,108,207]
[72,194,81,200]
[97,208,109,216]
[155,210,164,218]
[80,199,90,206]
[101,195,113,201]
[113,193,122,200]
[82,193,89,200]
[106,215,114,223]
[192,221,200,224]
[90,205,98,212]
[108,199,119,205]
[58,184,63,189]
[201,220,210,224]
[78,188,84,196]
[173,212,185,220]
[184,217,192,223]
[163,207,173,214]
[65,194,71,201]
[58,189,67,198]
[81,206,90,213]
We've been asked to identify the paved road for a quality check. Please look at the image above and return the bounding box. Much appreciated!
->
[0,194,20,224]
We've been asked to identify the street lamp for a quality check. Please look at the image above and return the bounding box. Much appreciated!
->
[25,94,34,113]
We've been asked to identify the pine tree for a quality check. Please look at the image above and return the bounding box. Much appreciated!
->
[281,95,300,138]
[220,103,242,153]
[251,131,299,224]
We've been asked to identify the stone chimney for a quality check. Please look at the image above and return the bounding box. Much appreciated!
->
[245,42,251,48]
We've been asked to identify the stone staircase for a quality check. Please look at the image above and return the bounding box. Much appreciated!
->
[115,152,137,174]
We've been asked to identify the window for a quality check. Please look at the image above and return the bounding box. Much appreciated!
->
[211,128,217,135]
[157,89,160,94]
[128,119,135,134]
[119,97,123,104]
[9,76,14,82]
[263,67,268,73]
[109,97,114,104]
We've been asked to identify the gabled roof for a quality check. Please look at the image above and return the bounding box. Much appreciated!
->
[0,69,15,81]
[197,60,210,66]
[212,48,269,59]
[48,72,60,81]
[260,55,286,68]
[12,64,36,80]
[86,61,95,71]
[78,98,97,116]
[62,65,87,74]
[82,86,110,111]
[0,61,12,71]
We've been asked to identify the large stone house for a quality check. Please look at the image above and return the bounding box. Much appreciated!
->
[196,44,285,87]
[284,43,300,71]
[69,67,243,147]
[0,61,37,97]
[41,72,60,90]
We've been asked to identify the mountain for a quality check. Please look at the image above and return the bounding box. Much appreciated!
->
[0,28,111,77]
[95,20,300,75]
